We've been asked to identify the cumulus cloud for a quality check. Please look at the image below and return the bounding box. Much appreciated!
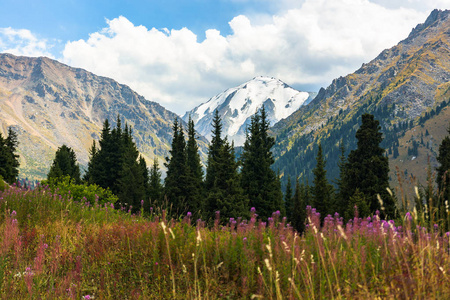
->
[0,27,53,58]
[61,0,429,115]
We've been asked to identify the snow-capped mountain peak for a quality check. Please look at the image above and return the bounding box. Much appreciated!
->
[183,76,316,146]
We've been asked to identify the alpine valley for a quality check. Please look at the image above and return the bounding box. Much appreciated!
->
[1,8,450,193]
[271,9,450,196]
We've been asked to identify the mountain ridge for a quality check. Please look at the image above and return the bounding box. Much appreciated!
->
[0,53,208,180]
[271,9,450,190]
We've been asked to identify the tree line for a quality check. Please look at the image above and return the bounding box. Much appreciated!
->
[5,109,449,232]
[45,108,284,223]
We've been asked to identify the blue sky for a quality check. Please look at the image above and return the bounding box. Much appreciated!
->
[0,0,448,114]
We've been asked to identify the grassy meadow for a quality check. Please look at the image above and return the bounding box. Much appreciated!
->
[1,184,450,299]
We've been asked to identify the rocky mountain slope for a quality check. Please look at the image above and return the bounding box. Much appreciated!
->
[183,76,315,146]
[271,9,450,192]
[0,54,206,180]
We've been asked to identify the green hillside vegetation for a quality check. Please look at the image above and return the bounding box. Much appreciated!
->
[271,11,450,197]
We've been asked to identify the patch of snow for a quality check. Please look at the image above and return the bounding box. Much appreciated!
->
[183,76,316,146]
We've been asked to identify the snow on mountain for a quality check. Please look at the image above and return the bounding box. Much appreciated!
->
[183,76,316,146]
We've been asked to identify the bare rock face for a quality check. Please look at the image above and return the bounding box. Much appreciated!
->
[0,54,205,180]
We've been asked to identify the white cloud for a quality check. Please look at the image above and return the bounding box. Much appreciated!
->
[0,27,53,58]
[62,0,429,115]
[0,1,432,115]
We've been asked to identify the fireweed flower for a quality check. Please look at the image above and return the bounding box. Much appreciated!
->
[187,212,192,217]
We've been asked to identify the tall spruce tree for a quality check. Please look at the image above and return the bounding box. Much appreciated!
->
[186,116,205,216]
[205,113,248,222]
[116,125,146,212]
[240,106,283,219]
[83,141,98,183]
[0,128,20,184]
[205,110,224,191]
[291,179,307,234]
[0,133,6,181]
[437,124,450,208]
[312,143,334,219]
[206,138,248,222]
[341,113,396,218]
[164,118,189,215]
[47,145,81,183]
[139,155,150,205]
[436,125,450,191]
[85,119,115,189]
[284,175,293,221]
[335,141,347,216]
[148,158,163,208]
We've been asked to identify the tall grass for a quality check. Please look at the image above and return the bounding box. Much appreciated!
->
[1,185,450,299]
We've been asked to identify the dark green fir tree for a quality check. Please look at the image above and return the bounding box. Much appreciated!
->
[47,144,81,183]
[206,138,248,222]
[164,118,189,215]
[284,175,293,221]
[205,110,224,191]
[341,113,396,218]
[312,143,334,219]
[240,106,283,219]
[291,179,307,234]
[148,158,164,209]
[186,116,205,217]
[0,128,20,184]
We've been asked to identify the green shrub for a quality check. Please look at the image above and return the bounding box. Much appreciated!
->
[41,175,118,205]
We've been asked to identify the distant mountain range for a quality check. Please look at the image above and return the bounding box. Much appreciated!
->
[183,76,315,146]
[0,54,207,180]
[1,8,450,190]
[271,9,450,191]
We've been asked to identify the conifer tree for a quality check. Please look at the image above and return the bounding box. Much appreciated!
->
[164,118,189,215]
[206,138,248,222]
[86,119,114,189]
[345,189,370,220]
[335,142,347,216]
[47,145,81,183]
[292,179,307,234]
[116,125,147,212]
[83,141,98,183]
[139,155,150,200]
[204,112,247,221]
[240,106,283,219]
[341,114,396,218]
[85,116,148,212]
[437,124,450,195]
[312,143,334,219]
[284,175,293,221]
[0,133,6,180]
[0,128,20,184]
[437,124,450,218]
[148,158,163,208]
[186,116,204,216]
[205,110,223,191]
